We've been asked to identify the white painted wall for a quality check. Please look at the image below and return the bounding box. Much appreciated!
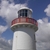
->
[12,27,36,50]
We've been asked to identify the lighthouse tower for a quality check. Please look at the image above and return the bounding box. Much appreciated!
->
[11,7,38,50]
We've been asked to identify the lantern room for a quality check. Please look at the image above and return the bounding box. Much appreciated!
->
[18,7,33,18]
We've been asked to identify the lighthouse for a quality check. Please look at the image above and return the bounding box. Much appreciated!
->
[11,7,38,50]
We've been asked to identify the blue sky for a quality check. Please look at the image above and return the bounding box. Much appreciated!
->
[1,0,50,40]
[0,0,50,50]
[14,0,50,19]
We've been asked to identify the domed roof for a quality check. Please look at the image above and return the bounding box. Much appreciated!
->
[19,7,33,12]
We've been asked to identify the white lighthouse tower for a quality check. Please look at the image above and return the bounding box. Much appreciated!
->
[11,7,38,50]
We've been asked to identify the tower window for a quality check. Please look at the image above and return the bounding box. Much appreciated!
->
[24,9,27,17]
[18,9,28,18]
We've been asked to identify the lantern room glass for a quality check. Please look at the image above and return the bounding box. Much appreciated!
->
[18,9,28,18]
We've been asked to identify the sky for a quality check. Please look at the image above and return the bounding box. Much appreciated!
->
[0,0,50,50]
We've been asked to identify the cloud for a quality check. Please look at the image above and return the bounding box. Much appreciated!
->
[0,37,12,50]
[0,18,50,50]
[36,18,50,50]
[44,4,50,17]
[36,4,50,50]
[0,0,27,26]
[0,25,8,34]
[0,0,50,50]
[0,0,27,50]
